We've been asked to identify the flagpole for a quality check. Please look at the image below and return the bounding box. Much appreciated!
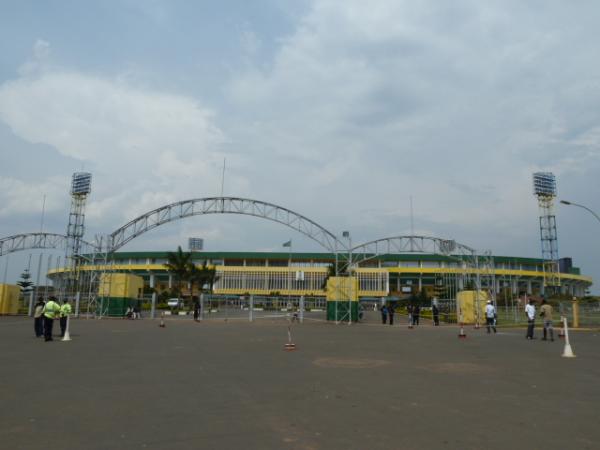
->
[288,240,292,309]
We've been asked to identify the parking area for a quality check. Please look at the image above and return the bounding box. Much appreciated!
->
[1,316,599,450]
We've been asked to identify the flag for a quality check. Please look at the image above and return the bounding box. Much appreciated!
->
[282,240,292,247]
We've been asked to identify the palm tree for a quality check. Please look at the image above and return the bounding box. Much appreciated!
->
[320,258,354,290]
[164,246,193,304]
[190,262,220,295]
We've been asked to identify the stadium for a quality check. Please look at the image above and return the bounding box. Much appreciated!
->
[0,175,593,318]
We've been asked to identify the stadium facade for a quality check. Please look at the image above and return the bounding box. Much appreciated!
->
[55,251,591,299]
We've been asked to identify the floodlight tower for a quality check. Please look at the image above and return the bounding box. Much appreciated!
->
[532,172,560,290]
[64,172,92,298]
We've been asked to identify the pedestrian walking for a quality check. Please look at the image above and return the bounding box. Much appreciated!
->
[412,305,420,326]
[380,304,388,324]
[59,299,72,338]
[407,304,413,326]
[525,298,536,340]
[485,300,497,333]
[42,296,61,342]
[432,303,440,326]
[539,299,554,341]
[388,303,395,325]
[33,297,45,337]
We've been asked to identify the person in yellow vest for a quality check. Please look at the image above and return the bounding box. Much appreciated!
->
[42,296,61,342]
[59,299,72,338]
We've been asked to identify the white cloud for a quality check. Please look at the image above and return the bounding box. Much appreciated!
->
[0,65,236,228]
[225,0,600,249]
[0,175,66,217]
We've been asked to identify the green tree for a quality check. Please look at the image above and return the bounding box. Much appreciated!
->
[17,269,34,294]
[320,260,354,290]
[189,262,220,299]
[164,246,193,304]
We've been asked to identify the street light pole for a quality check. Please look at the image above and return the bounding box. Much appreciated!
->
[560,200,600,224]
[560,200,599,298]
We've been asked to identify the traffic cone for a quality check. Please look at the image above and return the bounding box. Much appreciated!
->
[458,322,467,339]
[284,324,296,351]
[159,312,166,328]
[561,317,576,358]
[61,316,72,342]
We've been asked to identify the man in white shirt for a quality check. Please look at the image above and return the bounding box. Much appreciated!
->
[485,300,497,334]
[525,298,536,340]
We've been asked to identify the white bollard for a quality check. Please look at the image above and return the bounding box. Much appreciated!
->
[61,316,72,342]
[561,317,576,358]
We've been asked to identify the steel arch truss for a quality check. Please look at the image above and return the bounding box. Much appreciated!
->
[0,233,96,257]
[350,235,477,266]
[109,197,341,252]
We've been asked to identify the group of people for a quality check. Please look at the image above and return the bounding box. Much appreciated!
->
[33,296,72,342]
[380,304,396,325]
[525,298,555,341]
[380,303,429,326]
[483,296,555,340]
[125,305,142,319]
[377,296,556,340]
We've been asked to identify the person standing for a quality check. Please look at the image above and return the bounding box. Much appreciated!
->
[432,303,440,326]
[407,304,413,326]
[380,304,388,325]
[413,304,421,326]
[42,296,61,342]
[485,300,497,333]
[388,303,395,325]
[193,299,200,322]
[525,298,536,340]
[33,298,45,338]
[59,299,72,338]
[539,299,554,341]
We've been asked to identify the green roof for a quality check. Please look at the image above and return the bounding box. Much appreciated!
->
[99,251,554,265]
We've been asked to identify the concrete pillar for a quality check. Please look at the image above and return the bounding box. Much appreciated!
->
[151,292,157,319]
[75,291,80,317]
[527,280,532,295]
[149,274,155,288]
[200,293,204,321]
[572,297,580,328]
[511,278,518,295]
[249,295,253,322]
[28,291,34,317]
[418,275,422,292]
[168,275,172,289]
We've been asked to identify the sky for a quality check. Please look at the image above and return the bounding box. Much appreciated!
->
[1,0,600,291]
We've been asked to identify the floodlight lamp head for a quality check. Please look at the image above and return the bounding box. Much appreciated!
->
[560,200,571,205]
[342,231,350,238]
[71,172,92,196]
[532,172,556,197]
[188,237,204,251]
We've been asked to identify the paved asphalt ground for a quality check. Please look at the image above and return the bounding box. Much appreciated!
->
[1,315,599,450]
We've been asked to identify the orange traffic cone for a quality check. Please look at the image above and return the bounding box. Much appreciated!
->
[458,322,467,339]
[159,312,166,328]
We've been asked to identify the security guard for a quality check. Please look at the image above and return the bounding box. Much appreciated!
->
[59,299,72,338]
[42,296,61,341]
